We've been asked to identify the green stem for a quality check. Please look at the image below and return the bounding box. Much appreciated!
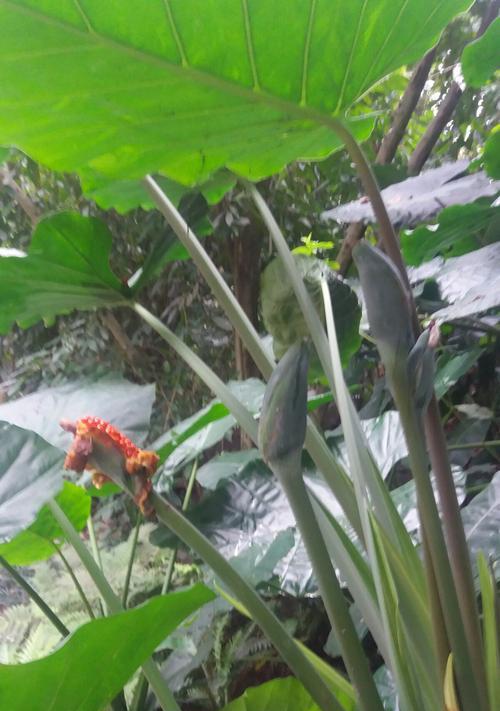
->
[448,439,500,450]
[333,121,488,711]
[272,455,383,711]
[53,543,96,619]
[47,500,181,711]
[122,514,142,608]
[161,458,199,595]
[143,176,362,540]
[133,302,258,443]
[0,554,69,638]
[148,490,341,711]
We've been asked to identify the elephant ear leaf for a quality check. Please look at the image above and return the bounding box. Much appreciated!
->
[0,1,470,185]
[0,212,129,334]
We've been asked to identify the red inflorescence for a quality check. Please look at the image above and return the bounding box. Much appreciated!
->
[78,416,139,459]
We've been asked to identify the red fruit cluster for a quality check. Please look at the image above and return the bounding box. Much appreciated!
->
[78,416,139,459]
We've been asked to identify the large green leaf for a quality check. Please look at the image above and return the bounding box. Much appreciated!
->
[0,212,128,334]
[220,676,320,711]
[0,422,64,542]
[0,376,156,450]
[461,17,500,87]
[0,584,214,711]
[0,1,468,184]
[0,481,90,565]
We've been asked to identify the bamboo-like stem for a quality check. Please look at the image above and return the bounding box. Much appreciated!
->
[142,176,363,539]
[333,120,488,710]
[47,500,182,711]
[53,543,96,619]
[148,490,341,711]
[0,554,69,638]
[272,455,384,711]
[122,514,142,607]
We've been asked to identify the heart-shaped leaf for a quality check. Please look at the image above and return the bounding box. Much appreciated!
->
[0,584,214,711]
[0,212,128,334]
[0,1,468,184]
[0,422,65,543]
[0,481,90,565]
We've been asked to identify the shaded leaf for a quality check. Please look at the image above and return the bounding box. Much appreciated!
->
[401,202,500,266]
[261,255,361,368]
[0,213,128,334]
[197,449,260,490]
[323,161,500,227]
[0,482,90,565]
[409,242,500,322]
[154,379,265,487]
[461,17,500,88]
[0,1,468,183]
[0,422,64,543]
[220,676,320,711]
[0,585,215,711]
[434,348,484,400]
[0,376,155,450]
[463,472,500,568]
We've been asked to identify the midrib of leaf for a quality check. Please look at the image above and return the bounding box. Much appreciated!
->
[1,0,358,138]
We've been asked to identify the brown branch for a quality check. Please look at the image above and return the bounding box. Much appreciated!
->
[337,50,436,274]
[0,167,41,226]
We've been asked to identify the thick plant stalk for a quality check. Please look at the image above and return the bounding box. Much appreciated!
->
[143,176,363,539]
[258,342,383,711]
[334,120,488,709]
[47,500,182,711]
[353,242,487,711]
[0,554,69,637]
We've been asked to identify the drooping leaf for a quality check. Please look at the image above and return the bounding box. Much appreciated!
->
[0,481,90,565]
[484,127,500,179]
[219,676,320,711]
[0,376,156,450]
[0,1,469,184]
[461,17,500,88]
[0,212,128,334]
[0,585,215,711]
[434,347,484,400]
[463,472,500,570]
[409,242,500,322]
[0,422,64,543]
[261,255,361,368]
[401,202,500,266]
[197,449,260,490]
[323,161,500,227]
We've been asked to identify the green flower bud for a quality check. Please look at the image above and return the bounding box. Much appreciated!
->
[258,342,309,467]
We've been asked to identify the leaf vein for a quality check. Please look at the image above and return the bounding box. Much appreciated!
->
[300,0,317,106]
[334,0,368,114]
[72,0,94,34]
[162,0,188,67]
[241,0,259,90]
